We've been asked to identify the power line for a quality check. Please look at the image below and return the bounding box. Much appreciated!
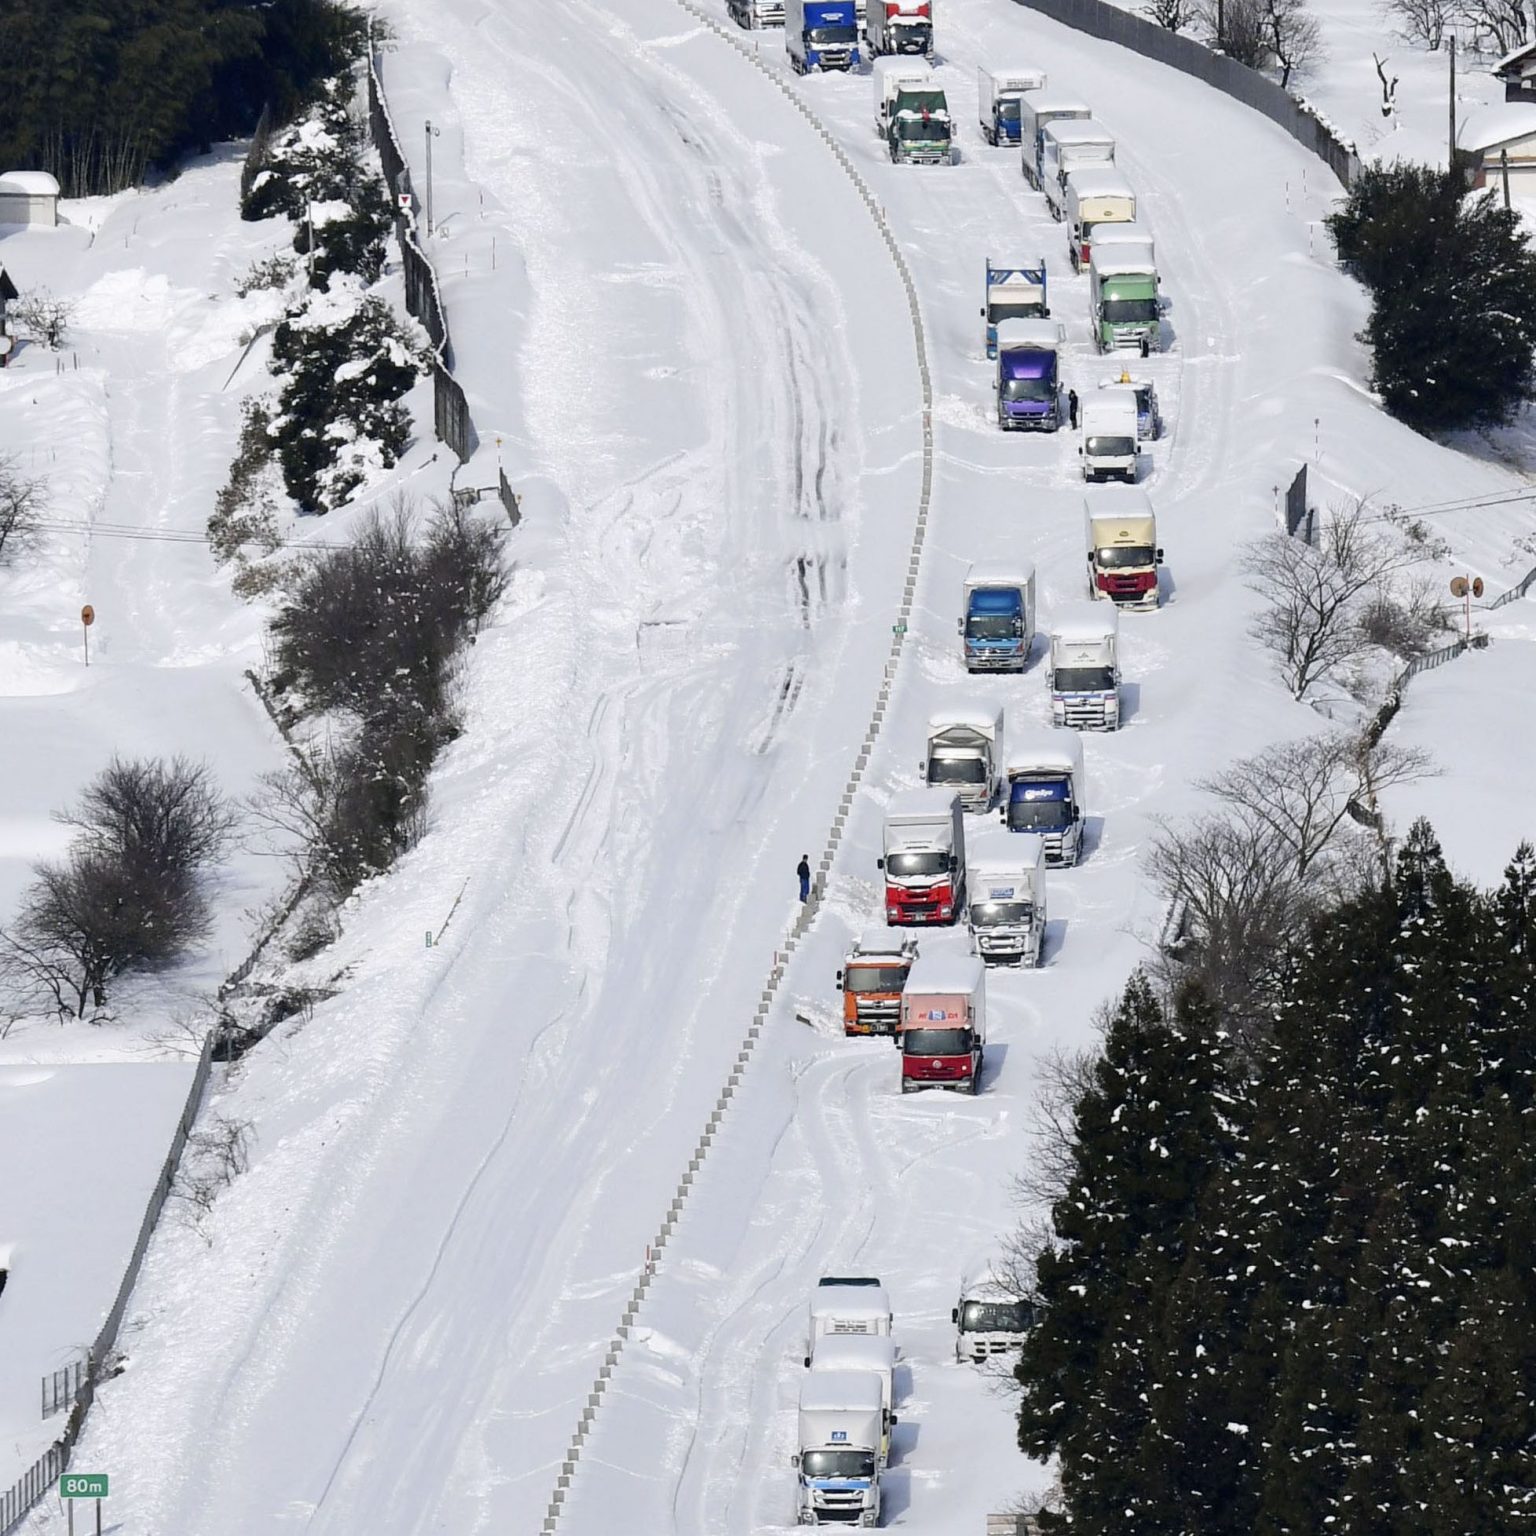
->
[34,517,349,551]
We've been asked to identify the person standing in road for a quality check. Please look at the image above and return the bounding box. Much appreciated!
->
[797,855,812,903]
[1068,388,1079,429]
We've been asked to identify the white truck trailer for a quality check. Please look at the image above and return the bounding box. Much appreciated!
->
[1079,390,1140,483]
[921,704,1003,812]
[1040,118,1115,220]
[1048,603,1121,731]
[1065,165,1136,271]
[807,1276,894,1364]
[794,1371,885,1526]
[808,1333,898,1462]
[1085,486,1162,610]
[977,65,1046,145]
[965,830,1048,967]
[1018,89,1090,187]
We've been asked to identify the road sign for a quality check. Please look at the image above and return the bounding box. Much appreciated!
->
[80,605,94,627]
[60,1474,108,1498]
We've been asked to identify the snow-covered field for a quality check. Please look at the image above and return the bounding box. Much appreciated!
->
[9,0,1535,1531]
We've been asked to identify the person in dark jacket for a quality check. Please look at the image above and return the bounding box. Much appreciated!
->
[797,855,811,903]
[1068,388,1079,429]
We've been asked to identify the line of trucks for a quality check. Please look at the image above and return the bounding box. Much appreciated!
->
[795,1272,1034,1524]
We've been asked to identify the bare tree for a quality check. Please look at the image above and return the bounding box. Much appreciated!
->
[1197,731,1434,882]
[0,456,46,568]
[1013,1043,1103,1210]
[1242,497,1421,699]
[1381,0,1449,46]
[1456,0,1528,53]
[14,289,75,351]
[1143,0,1195,28]
[1262,0,1324,84]
[1200,0,1273,64]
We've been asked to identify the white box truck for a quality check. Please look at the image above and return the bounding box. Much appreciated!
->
[1085,486,1162,610]
[977,66,1046,145]
[865,0,933,56]
[1000,726,1086,867]
[808,1334,898,1462]
[1079,391,1140,483]
[807,1277,894,1363]
[954,1258,1035,1363]
[898,951,987,1093]
[965,830,1047,967]
[873,58,932,135]
[794,1371,885,1526]
[1018,90,1090,187]
[922,704,1003,813]
[1049,603,1120,731]
[1065,166,1136,272]
[1040,118,1115,220]
[880,788,965,925]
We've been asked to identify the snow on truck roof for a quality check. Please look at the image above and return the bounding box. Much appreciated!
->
[812,1283,892,1319]
[811,1333,897,1372]
[928,704,1001,735]
[800,1371,885,1415]
[1051,600,1119,642]
[966,561,1035,589]
[1006,725,1084,777]
[968,828,1046,872]
[1043,118,1115,148]
[886,786,961,820]
[1020,90,1090,115]
[1092,255,1157,279]
[1085,485,1153,517]
[1067,166,1135,199]
[905,951,986,994]
[994,318,1060,349]
[853,927,917,958]
[1082,393,1138,423]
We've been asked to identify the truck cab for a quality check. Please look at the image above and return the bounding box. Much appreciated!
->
[794,1371,885,1527]
[728,0,786,26]
[954,1265,1035,1363]
[879,788,965,925]
[787,0,861,72]
[994,318,1061,431]
[1001,726,1085,867]
[1018,90,1090,188]
[1049,603,1120,731]
[982,259,1048,358]
[899,951,986,1093]
[959,562,1036,671]
[887,85,953,164]
[977,66,1046,146]
[1079,392,1140,483]
[965,830,1047,968]
[1040,118,1115,221]
[1090,244,1160,356]
[837,930,918,1036]
[865,0,933,55]
[922,703,1003,812]
[1065,166,1136,272]
[1086,486,1162,610]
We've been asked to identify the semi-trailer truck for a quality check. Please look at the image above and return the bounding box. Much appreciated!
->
[787,0,860,72]
[977,66,1046,145]
[994,318,1061,430]
[982,259,1048,358]
[959,563,1036,671]
[922,704,1003,812]
[807,1276,894,1357]
[880,789,965,925]
[1049,603,1121,731]
[965,830,1047,967]
[1001,726,1086,866]
[1086,486,1162,610]
[808,1334,898,1463]
[837,930,919,1036]
[794,1372,885,1526]
[898,951,986,1093]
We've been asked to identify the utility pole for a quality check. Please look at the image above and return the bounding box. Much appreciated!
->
[1502,146,1512,207]
[425,120,441,236]
[1449,34,1457,171]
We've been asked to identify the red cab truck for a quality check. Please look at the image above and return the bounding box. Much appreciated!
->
[898,951,987,1093]
[879,789,966,926]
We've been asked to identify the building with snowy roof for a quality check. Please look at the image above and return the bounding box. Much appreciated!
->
[1457,103,1536,193]
[0,171,60,227]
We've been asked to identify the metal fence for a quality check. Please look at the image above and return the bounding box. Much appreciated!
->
[1283,463,1311,540]
[1489,557,1536,609]
[1,1034,217,1536]
[497,467,522,529]
[538,2,934,1530]
[40,1360,86,1420]
[1008,0,1361,186]
[365,38,475,464]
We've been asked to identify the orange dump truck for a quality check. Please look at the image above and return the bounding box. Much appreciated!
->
[836,930,919,1036]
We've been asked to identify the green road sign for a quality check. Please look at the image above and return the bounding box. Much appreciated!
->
[60,1474,108,1499]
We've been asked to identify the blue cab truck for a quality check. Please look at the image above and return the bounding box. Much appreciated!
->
[994,318,1061,431]
[786,0,861,72]
[959,562,1036,673]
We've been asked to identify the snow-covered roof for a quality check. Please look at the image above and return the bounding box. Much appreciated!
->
[0,171,61,197]
[928,703,1002,735]
[1494,39,1536,74]
[1043,118,1115,149]
[1085,485,1153,517]
[1082,393,1138,425]
[1457,103,1536,153]
[886,786,962,820]
[1091,254,1157,278]
[800,1371,885,1413]
[906,951,986,994]
[1020,90,1090,115]
[968,829,1046,874]
[1093,223,1154,256]
[1051,600,1119,642]
[965,560,1035,590]
[810,1334,897,1372]
[1006,725,1084,777]
[994,317,1060,349]
[1067,166,1135,200]
[813,1281,892,1317]
[852,927,917,959]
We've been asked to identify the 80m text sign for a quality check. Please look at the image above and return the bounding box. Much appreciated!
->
[60,1474,108,1499]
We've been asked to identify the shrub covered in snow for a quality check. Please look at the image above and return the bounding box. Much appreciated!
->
[268,282,422,513]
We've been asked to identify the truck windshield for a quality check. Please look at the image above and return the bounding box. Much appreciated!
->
[1084,434,1133,457]
[887,850,949,878]
[960,1300,1033,1332]
[966,614,1021,640]
[997,99,1021,122]
[802,1450,876,1480]
[895,116,952,142]
[989,299,1043,323]
[1002,376,1054,402]
[808,24,857,41]
[1097,545,1155,568]
[897,90,948,113]
[1008,796,1071,830]
[1102,297,1158,322]
[846,965,909,993]
[904,1027,971,1055]
[928,757,986,784]
[1054,666,1114,692]
[971,901,1033,926]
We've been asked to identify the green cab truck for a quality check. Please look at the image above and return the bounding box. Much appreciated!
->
[1089,242,1159,355]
